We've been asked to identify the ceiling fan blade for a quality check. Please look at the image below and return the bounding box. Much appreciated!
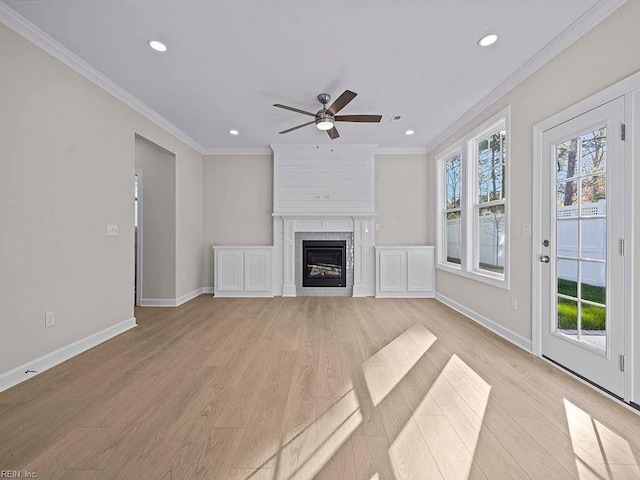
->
[327,127,340,140]
[327,90,357,115]
[279,121,315,134]
[335,114,382,123]
[273,104,316,117]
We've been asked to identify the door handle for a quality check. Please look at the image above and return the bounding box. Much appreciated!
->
[539,255,550,263]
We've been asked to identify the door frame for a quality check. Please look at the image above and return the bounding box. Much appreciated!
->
[532,70,640,403]
[135,169,144,307]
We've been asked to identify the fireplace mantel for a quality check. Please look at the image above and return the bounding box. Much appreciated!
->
[272,213,375,297]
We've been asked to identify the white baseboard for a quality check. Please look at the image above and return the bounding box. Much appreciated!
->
[0,317,137,393]
[140,288,206,307]
[435,292,532,353]
[375,292,435,299]
[139,298,177,307]
[176,288,205,306]
[213,291,274,298]
[202,287,214,294]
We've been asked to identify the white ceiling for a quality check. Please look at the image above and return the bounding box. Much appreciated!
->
[5,0,605,150]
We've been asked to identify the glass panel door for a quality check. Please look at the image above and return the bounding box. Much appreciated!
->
[555,128,608,353]
[540,97,625,398]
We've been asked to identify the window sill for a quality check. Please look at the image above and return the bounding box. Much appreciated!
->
[436,262,510,290]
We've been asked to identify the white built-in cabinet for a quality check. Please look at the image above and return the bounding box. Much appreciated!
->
[213,246,273,297]
[375,246,435,298]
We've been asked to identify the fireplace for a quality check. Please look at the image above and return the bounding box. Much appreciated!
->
[302,240,347,287]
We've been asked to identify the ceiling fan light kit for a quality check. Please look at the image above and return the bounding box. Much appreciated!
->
[315,112,334,131]
[274,90,382,140]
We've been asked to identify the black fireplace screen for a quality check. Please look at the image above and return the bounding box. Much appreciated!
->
[303,240,346,287]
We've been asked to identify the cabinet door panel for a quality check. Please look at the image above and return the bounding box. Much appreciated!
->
[217,250,244,291]
[244,250,272,292]
[378,251,406,292]
[407,250,433,292]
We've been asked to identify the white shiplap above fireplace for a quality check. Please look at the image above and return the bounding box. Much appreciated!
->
[271,144,376,216]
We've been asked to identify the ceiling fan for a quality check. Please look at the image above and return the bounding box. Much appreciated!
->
[274,90,382,140]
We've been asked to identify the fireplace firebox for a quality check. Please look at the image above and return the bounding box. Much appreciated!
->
[302,240,346,287]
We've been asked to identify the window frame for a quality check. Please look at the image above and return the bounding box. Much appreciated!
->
[436,106,511,290]
[437,146,464,270]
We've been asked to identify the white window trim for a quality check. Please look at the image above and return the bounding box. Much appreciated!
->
[436,145,464,271]
[436,106,511,290]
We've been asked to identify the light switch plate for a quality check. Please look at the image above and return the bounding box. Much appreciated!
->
[107,224,119,236]
[45,311,55,328]
[521,223,532,237]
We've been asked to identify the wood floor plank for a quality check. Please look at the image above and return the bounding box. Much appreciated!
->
[388,416,444,480]
[1,295,639,480]
[415,414,488,480]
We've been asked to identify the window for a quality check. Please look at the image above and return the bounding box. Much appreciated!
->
[444,152,462,266]
[474,127,506,275]
[436,107,510,289]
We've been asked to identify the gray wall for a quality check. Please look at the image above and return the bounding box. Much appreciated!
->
[0,23,203,375]
[376,154,430,246]
[135,136,176,301]
[202,155,274,287]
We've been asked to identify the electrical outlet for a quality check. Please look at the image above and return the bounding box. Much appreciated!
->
[521,223,532,237]
[45,311,55,328]
[511,297,518,311]
[375,223,381,231]
[106,224,119,236]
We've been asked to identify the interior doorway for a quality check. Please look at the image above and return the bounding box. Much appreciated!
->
[133,135,177,306]
[134,169,143,306]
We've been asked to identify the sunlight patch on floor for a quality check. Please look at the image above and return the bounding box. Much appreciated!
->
[391,354,491,480]
[275,389,362,480]
[363,324,436,406]
[563,399,640,479]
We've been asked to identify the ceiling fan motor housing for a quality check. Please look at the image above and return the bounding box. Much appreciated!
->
[317,93,331,105]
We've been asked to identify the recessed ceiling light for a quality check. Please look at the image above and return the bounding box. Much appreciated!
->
[478,34,498,47]
[405,130,415,136]
[229,129,239,135]
[148,40,167,52]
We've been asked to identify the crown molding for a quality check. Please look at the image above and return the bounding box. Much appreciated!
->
[0,2,206,154]
[375,146,428,155]
[202,145,429,156]
[270,143,379,152]
[203,147,273,156]
[426,0,628,154]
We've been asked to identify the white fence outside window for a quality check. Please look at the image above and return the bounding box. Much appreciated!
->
[446,200,606,285]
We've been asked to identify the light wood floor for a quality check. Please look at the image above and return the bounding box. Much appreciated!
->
[1,296,640,480]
